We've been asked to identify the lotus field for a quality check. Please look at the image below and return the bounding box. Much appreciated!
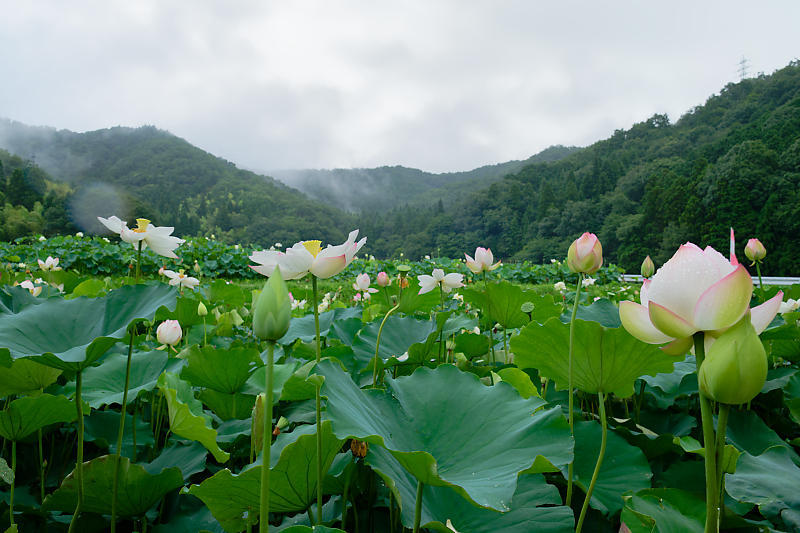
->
[0,221,799,533]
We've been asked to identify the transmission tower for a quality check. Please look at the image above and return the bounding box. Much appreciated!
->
[738,56,750,81]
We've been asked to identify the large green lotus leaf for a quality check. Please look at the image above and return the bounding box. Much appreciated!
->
[67,349,168,409]
[725,409,800,461]
[157,372,230,463]
[198,390,256,420]
[68,278,107,298]
[0,358,61,397]
[209,279,247,308]
[143,441,209,481]
[328,317,363,346]
[242,362,298,402]
[316,360,572,511]
[368,445,573,532]
[350,315,436,364]
[188,422,343,532]
[561,298,622,328]
[454,332,490,358]
[0,285,43,315]
[42,455,183,517]
[278,307,361,345]
[155,294,204,326]
[511,318,678,397]
[761,367,797,393]
[280,527,346,533]
[462,281,542,329]
[568,420,652,515]
[404,312,477,367]
[0,394,76,440]
[640,356,698,408]
[621,488,705,533]
[83,410,154,456]
[0,283,177,371]
[726,446,800,517]
[180,344,260,394]
[151,497,226,533]
[396,287,441,315]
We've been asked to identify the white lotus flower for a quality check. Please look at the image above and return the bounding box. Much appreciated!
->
[418,269,464,295]
[156,320,182,348]
[163,269,200,290]
[353,273,378,294]
[250,230,366,280]
[779,298,799,314]
[554,281,567,292]
[18,280,42,297]
[97,216,184,259]
[38,256,61,271]
[464,247,501,274]
[582,277,596,287]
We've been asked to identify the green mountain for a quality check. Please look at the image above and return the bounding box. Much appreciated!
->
[269,145,579,212]
[0,121,353,246]
[362,62,800,274]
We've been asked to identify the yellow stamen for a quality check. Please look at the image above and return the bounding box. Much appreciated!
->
[302,240,322,257]
[134,218,151,233]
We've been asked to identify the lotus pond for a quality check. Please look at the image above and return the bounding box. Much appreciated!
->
[0,233,798,533]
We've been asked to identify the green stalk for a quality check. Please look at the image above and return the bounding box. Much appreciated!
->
[373,304,400,387]
[565,273,583,506]
[111,328,136,533]
[503,326,508,362]
[68,370,85,533]
[755,262,764,295]
[484,271,496,365]
[38,427,45,502]
[576,391,608,533]
[135,241,142,283]
[202,316,207,346]
[259,341,275,533]
[312,276,323,524]
[715,403,731,528]
[694,332,719,533]
[412,480,424,533]
[9,439,16,528]
[438,285,445,364]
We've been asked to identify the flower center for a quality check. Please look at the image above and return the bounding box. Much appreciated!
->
[134,218,151,233]
[302,240,322,257]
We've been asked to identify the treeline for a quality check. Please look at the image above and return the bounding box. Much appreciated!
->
[361,62,800,274]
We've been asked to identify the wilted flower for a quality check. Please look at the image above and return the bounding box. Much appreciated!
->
[744,238,766,264]
[250,230,366,280]
[464,247,501,274]
[567,233,603,274]
[38,256,61,271]
[641,256,655,278]
[156,320,182,349]
[619,242,782,354]
[418,269,464,295]
[376,271,391,287]
[163,269,200,290]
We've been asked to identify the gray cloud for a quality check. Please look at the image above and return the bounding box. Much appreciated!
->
[1,1,798,173]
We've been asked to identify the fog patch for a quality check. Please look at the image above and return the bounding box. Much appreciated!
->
[69,182,131,233]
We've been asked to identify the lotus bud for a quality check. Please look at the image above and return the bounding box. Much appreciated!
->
[640,255,655,278]
[566,232,603,274]
[197,302,208,317]
[744,238,766,264]
[156,320,182,347]
[252,266,291,341]
[377,271,391,287]
[252,393,267,450]
[698,313,767,405]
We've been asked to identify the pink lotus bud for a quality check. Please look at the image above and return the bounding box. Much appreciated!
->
[377,271,391,287]
[744,238,766,264]
[156,320,182,346]
[567,233,603,274]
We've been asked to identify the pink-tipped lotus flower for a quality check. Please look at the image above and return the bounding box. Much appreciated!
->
[249,230,366,280]
[619,242,783,354]
[744,238,766,264]
[418,269,464,295]
[567,233,603,274]
[376,271,391,287]
[464,247,501,274]
[353,273,378,295]
[97,216,185,259]
[163,269,200,290]
[156,320,182,348]
[38,256,61,271]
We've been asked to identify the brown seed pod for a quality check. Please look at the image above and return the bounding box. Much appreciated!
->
[350,439,368,458]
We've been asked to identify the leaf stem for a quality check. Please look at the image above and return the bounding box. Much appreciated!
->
[111,328,136,533]
[565,272,583,507]
[312,276,323,524]
[715,403,731,529]
[694,332,719,533]
[576,390,607,533]
[412,480,424,533]
[10,439,16,528]
[373,304,400,387]
[135,241,142,283]
[259,341,275,533]
[68,370,85,533]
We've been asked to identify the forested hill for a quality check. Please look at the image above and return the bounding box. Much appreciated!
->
[362,62,800,274]
[0,122,353,245]
[269,144,579,212]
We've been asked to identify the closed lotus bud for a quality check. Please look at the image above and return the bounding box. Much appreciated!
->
[454,352,469,370]
[252,393,266,450]
[567,233,603,274]
[252,266,291,341]
[744,238,766,264]
[698,313,767,405]
[197,302,208,317]
[377,271,391,287]
[641,255,655,278]
[156,320,182,347]
[350,439,368,458]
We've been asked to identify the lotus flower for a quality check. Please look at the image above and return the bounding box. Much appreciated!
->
[567,233,603,274]
[97,216,184,259]
[744,238,766,264]
[353,273,378,295]
[418,269,464,295]
[464,247,501,274]
[163,269,200,290]
[619,242,782,354]
[640,256,655,278]
[156,320,182,348]
[38,256,61,271]
[18,280,42,297]
[376,271,391,287]
[249,230,366,280]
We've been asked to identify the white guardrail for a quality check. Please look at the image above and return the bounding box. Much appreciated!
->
[620,275,800,286]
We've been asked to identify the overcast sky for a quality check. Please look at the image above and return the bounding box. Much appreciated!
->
[2,2,799,173]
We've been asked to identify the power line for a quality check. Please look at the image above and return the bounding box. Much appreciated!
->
[738,56,750,81]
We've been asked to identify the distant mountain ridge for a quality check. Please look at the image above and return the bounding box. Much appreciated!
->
[268,145,580,211]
